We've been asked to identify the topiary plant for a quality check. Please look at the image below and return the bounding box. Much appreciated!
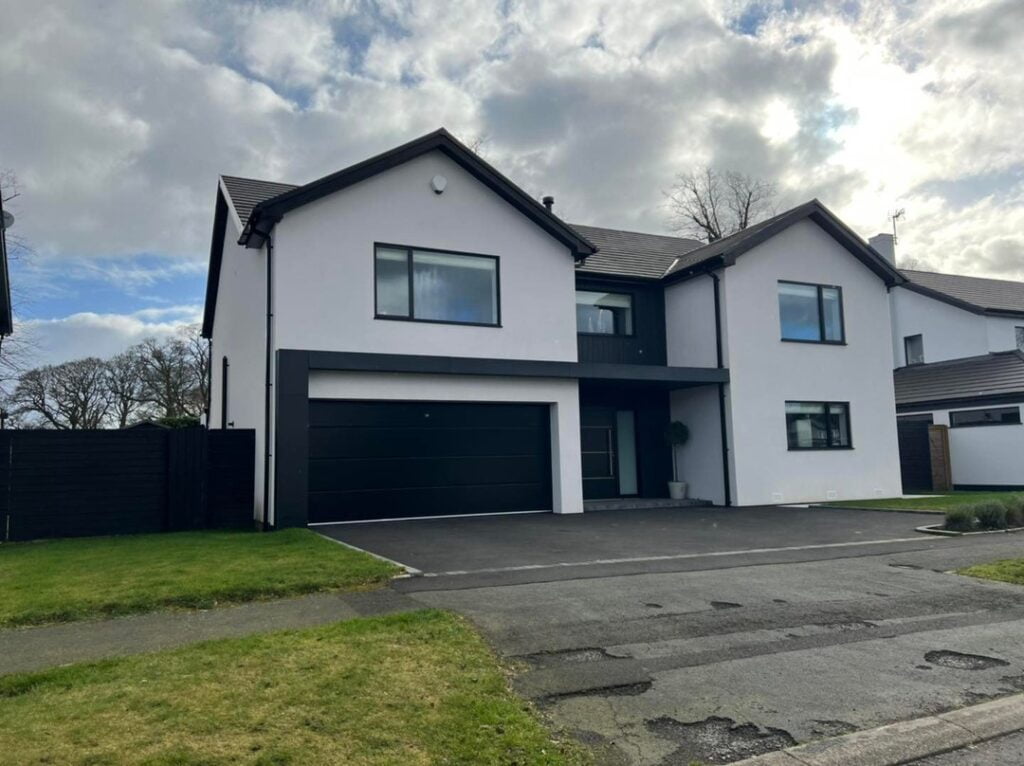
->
[944,506,977,532]
[974,502,1008,530]
[664,421,690,483]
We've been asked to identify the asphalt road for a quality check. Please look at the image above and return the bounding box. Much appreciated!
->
[327,509,1024,764]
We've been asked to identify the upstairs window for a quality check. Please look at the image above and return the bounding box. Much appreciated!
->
[786,401,852,450]
[1016,326,1024,351]
[576,291,634,335]
[904,334,925,365]
[950,406,1021,428]
[375,245,499,326]
[778,281,844,343]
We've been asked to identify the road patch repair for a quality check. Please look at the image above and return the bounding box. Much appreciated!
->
[323,508,1024,765]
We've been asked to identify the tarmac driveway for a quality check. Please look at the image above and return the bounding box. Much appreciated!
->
[317,505,935,580]
[322,508,1024,764]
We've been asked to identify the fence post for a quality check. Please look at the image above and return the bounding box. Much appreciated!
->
[928,424,953,492]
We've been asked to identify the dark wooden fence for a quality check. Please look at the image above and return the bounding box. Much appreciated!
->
[0,428,255,542]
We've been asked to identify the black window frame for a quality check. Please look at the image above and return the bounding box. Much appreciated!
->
[575,289,636,337]
[778,280,846,345]
[373,242,501,328]
[785,400,854,451]
[904,334,924,366]
[1016,326,1024,351]
[949,406,1022,429]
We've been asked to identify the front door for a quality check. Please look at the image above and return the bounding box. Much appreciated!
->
[581,406,638,499]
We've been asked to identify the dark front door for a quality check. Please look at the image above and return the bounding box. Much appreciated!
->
[897,414,933,492]
[581,406,638,499]
[307,400,552,522]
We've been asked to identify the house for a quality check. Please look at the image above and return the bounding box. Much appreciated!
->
[202,128,904,528]
[883,250,1024,491]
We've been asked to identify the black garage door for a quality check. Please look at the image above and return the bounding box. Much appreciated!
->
[308,400,552,522]
[897,414,933,492]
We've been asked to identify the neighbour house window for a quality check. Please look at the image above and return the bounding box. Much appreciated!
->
[374,245,499,326]
[576,291,634,335]
[949,406,1021,428]
[904,334,925,365]
[785,401,852,450]
[1016,326,1024,351]
[778,281,845,343]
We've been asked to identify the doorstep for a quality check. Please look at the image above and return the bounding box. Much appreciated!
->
[583,497,711,511]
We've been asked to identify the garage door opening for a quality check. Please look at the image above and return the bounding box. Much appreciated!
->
[307,400,553,523]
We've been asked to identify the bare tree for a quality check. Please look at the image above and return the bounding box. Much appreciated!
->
[137,328,207,420]
[182,324,209,418]
[11,358,111,429]
[665,168,777,242]
[105,347,148,428]
[0,170,37,394]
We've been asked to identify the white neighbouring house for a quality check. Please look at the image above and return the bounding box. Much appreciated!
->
[202,129,905,528]
[881,239,1024,491]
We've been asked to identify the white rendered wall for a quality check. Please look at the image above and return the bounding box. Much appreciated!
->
[986,316,1024,354]
[307,371,584,514]
[665,273,724,367]
[669,385,730,505]
[890,288,989,366]
[899,404,1024,487]
[272,151,578,362]
[208,213,268,522]
[723,220,903,505]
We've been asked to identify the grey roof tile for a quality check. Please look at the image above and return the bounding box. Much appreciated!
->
[894,351,1024,406]
[570,224,703,279]
[901,269,1024,315]
[220,175,298,226]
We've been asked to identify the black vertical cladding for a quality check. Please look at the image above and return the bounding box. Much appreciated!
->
[896,415,934,492]
[274,350,311,529]
[166,427,208,531]
[576,277,667,365]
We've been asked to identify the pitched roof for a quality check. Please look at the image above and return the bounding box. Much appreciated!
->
[220,176,297,227]
[900,269,1024,317]
[236,128,596,258]
[662,199,905,287]
[894,351,1024,407]
[571,224,703,280]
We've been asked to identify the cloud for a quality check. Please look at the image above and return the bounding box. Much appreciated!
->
[19,305,202,368]
[0,0,1022,372]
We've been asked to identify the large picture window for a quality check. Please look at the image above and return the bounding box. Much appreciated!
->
[375,245,499,326]
[786,401,852,450]
[949,406,1021,428]
[576,291,634,335]
[778,281,845,343]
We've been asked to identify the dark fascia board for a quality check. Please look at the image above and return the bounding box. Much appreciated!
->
[663,200,906,287]
[240,128,597,259]
[302,349,728,386]
[575,271,665,287]
[0,226,12,337]
[896,391,1024,413]
[201,187,229,339]
[899,281,1024,319]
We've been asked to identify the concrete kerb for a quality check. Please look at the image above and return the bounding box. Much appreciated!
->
[729,694,1024,766]
[313,530,423,577]
[916,524,1024,538]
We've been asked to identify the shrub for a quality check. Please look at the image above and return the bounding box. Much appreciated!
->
[974,502,1008,530]
[945,507,977,532]
[1000,495,1024,528]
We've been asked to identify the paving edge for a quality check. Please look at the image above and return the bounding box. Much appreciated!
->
[807,504,945,516]
[313,531,422,577]
[915,523,1024,537]
[729,694,1024,766]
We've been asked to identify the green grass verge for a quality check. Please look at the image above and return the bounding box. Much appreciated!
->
[959,559,1024,586]
[0,610,589,766]
[0,528,398,628]
[824,491,1024,512]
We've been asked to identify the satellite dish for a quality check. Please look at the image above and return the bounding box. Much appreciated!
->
[0,210,12,230]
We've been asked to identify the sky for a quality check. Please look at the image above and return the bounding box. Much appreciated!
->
[1,0,1022,368]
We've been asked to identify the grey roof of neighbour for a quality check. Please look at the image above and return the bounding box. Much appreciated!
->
[571,224,703,280]
[900,269,1024,316]
[220,175,298,226]
[894,351,1024,406]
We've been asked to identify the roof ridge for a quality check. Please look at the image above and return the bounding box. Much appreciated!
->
[570,222,702,244]
[220,174,298,186]
[902,267,1024,286]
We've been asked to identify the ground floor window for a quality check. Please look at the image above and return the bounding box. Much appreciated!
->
[949,406,1021,428]
[785,401,852,450]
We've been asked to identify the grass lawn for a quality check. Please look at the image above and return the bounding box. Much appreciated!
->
[0,610,588,766]
[824,491,1024,513]
[959,559,1024,587]
[0,528,398,628]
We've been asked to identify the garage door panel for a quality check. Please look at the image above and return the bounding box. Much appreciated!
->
[309,483,550,522]
[308,426,545,459]
[309,400,548,429]
[307,400,552,522]
[308,454,549,492]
